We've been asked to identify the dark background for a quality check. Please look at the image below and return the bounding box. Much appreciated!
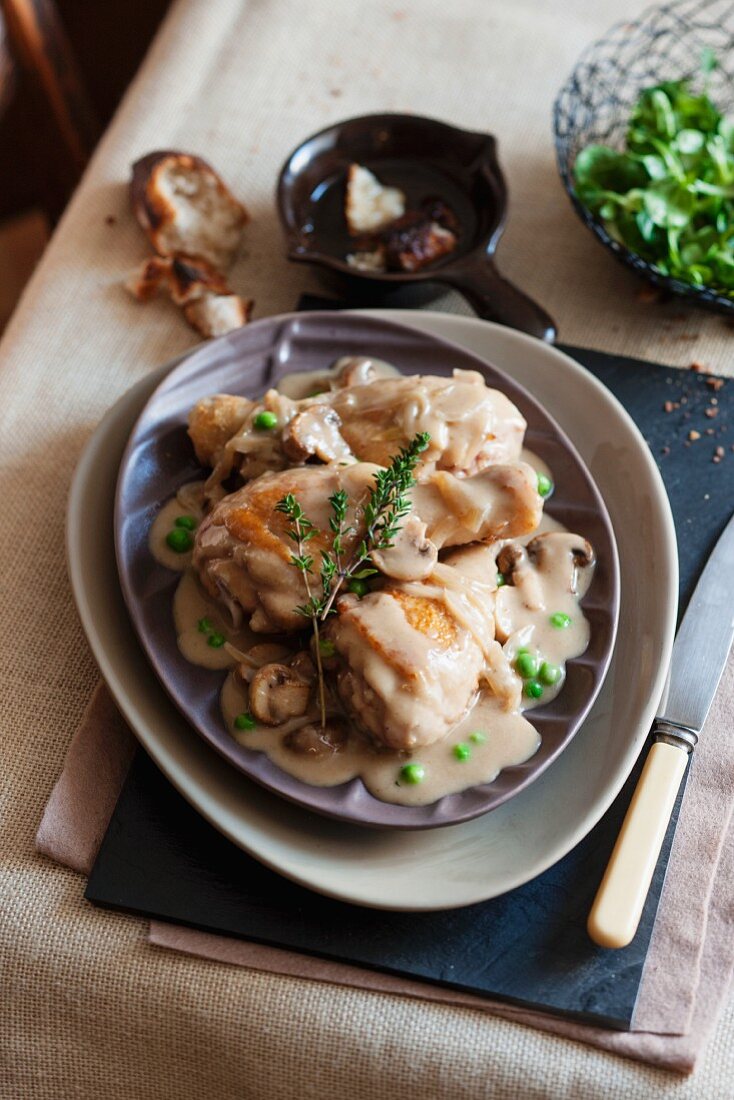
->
[0,0,170,223]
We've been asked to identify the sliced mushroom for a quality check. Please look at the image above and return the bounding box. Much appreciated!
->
[370,514,438,581]
[248,663,311,725]
[283,719,348,756]
[526,532,595,594]
[333,355,380,388]
[282,404,355,464]
[495,543,543,610]
[496,543,528,577]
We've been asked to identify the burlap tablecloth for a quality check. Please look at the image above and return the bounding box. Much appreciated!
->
[3,2,734,1097]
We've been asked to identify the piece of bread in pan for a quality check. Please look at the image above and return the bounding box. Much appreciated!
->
[345,164,405,236]
[130,151,249,269]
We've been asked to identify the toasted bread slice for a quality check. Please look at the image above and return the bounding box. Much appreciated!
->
[126,253,252,337]
[125,254,230,304]
[183,292,253,338]
[131,151,248,269]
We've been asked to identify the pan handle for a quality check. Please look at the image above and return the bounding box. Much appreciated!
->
[444,255,557,343]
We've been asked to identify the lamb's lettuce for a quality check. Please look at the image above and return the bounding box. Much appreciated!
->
[574,58,734,295]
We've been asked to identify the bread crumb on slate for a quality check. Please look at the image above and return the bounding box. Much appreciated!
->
[688,429,701,441]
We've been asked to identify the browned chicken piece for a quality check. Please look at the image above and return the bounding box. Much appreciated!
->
[187,393,253,467]
[325,554,502,751]
[372,462,541,580]
[416,461,541,546]
[189,388,304,503]
[193,465,376,632]
[330,369,526,474]
[187,369,527,503]
[192,461,541,633]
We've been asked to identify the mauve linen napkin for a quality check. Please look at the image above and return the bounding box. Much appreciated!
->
[37,659,734,1073]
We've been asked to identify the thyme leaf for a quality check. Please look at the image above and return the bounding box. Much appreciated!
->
[276,430,430,725]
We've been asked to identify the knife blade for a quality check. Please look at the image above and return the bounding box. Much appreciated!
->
[656,508,734,738]
[588,510,734,949]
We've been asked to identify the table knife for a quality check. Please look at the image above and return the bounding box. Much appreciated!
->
[588,509,734,949]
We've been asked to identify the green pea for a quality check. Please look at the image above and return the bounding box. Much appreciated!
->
[469,731,487,745]
[208,632,226,648]
[516,652,539,679]
[174,514,197,530]
[550,612,572,629]
[516,646,529,655]
[539,661,561,686]
[453,742,471,762]
[496,572,506,588]
[254,410,278,430]
[399,763,425,785]
[319,639,336,657]
[525,680,544,699]
[166,527,192,553]
[348,578,369,598]
[234,712,256,731]
[537,473,554,498]
[197,617,213,634]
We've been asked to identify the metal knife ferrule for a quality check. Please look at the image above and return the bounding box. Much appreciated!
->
[652,718,699,754]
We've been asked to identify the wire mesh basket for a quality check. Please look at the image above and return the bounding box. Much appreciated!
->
[554,0,734,313]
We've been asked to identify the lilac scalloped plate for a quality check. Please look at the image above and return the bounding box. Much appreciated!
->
[114,312,619,829]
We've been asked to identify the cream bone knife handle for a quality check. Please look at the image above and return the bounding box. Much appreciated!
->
[587,720,698,949]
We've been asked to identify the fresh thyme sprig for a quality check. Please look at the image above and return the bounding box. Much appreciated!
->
[274,492,328,726]
[317,431,431,621]
[275,432,430,725]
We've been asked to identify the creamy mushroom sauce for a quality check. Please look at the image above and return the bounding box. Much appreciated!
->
[149,455,594,806]
[276,357,400,399]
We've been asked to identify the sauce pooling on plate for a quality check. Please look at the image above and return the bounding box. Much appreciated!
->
[148,358,596,807]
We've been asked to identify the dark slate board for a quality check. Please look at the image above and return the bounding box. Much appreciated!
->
[561,344,733,613]
[86,323,734,1032]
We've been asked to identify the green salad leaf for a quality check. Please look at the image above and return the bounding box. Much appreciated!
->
[573,58,734,296]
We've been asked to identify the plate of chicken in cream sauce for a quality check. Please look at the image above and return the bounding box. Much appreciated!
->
[115,313,619,828]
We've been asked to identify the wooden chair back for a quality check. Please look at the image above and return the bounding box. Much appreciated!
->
[0,0,99,172]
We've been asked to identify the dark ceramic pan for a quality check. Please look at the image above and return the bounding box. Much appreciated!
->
[277,114,556,342]
[115,312,618,829]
